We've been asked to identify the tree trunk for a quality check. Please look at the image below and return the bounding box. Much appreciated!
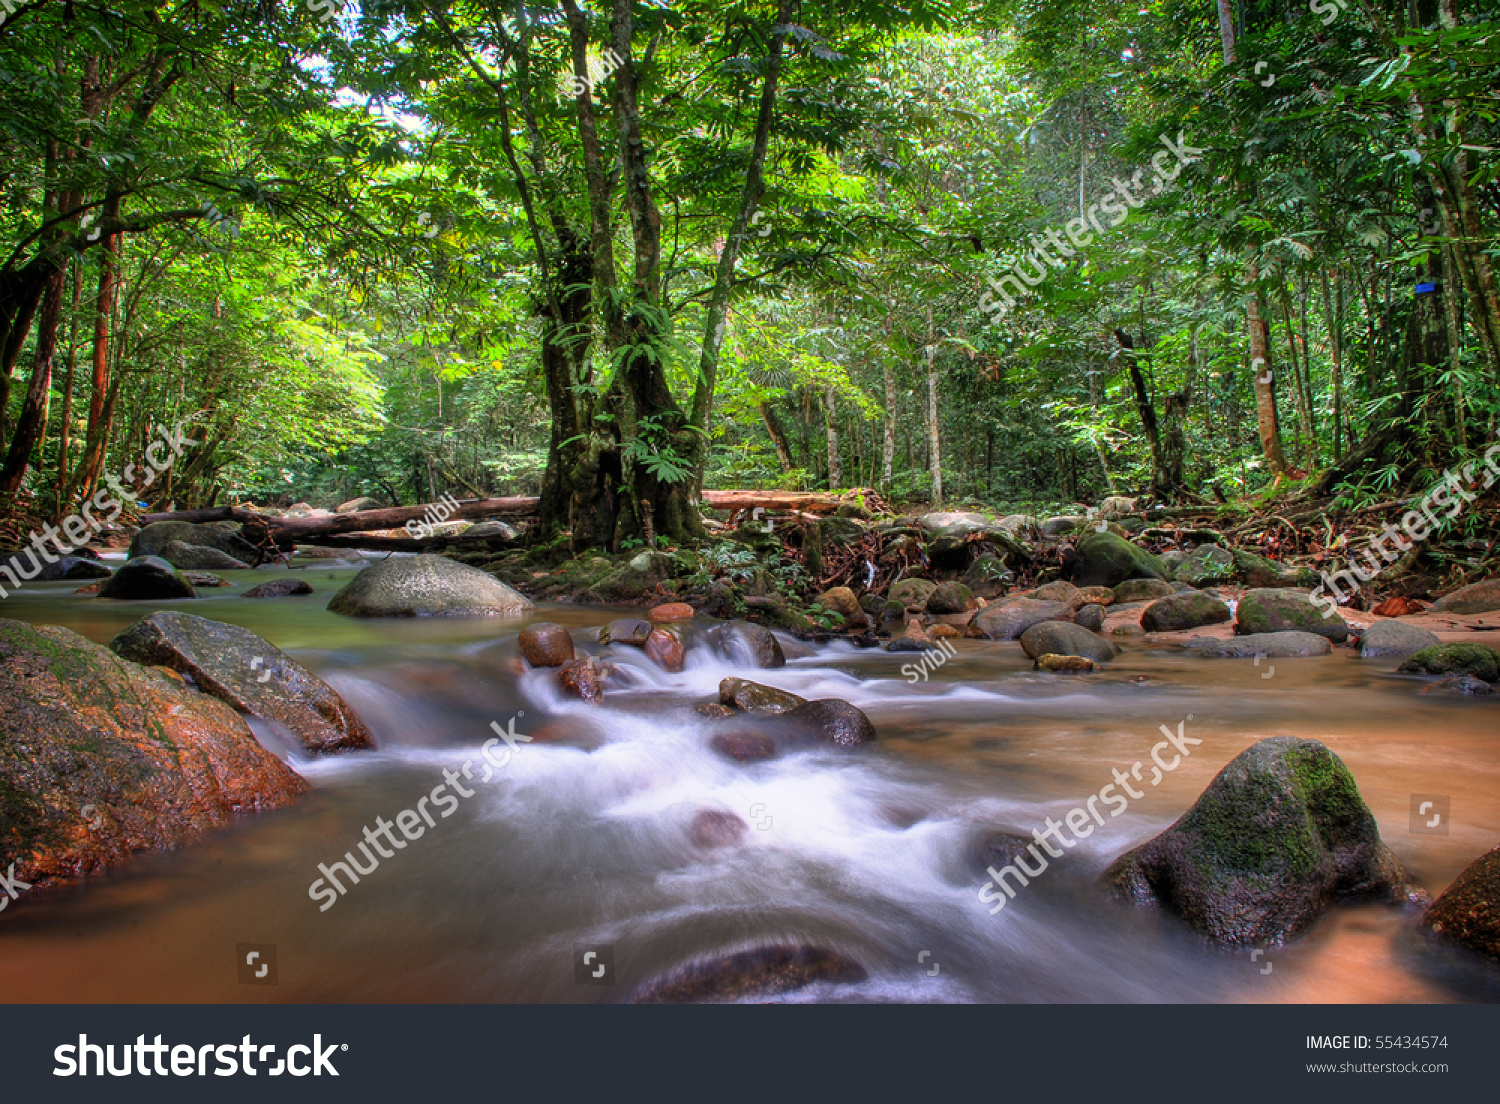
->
[0,263,67,494]
[759,401,794,472]
[925,342,942,506]
[1246,273,1288,476]
[823,386,842,488]
[881,358,896,491]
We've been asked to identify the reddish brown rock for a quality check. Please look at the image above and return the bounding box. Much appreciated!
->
[557,657,605,704]
[690,810,748,848]
[648,602,695,622]
[695,702,736,719]
[645,628,685,672]
[709,732,778,762]
[519,621,576,667]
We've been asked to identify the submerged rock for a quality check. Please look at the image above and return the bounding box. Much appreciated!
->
[518,622,575,667]
[97,556,196,600]
[0,619,307,891]
[242,578,314,598]
[1141,592,1233,632]
[1421,675,1495,696]
[1358,621,1440,658]
[644,628,685,672]
[1235,588,1348,642]
[182,571,231,588]
[630,945,868,1003]
[109,612,375,754]
[0,552,111,583]
[785,699,878,748]
[1019,620,1119,663]
[972,598,1077,641]
[706,620,785,668]
[1399,642,1500,682]
[1423,843,1500,963]
[709,731,778,762]
[689,809,748,848]
[557,657,606,704]
[1106,737,1410,946]
[327,554,533,617]
[1184,631,1332,658]
[720,677,805,715]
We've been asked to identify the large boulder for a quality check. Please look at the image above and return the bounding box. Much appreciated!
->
[1359,621,1441,658]
[242,578,314,598]
[0,552,111,583]
[0,619,307,890]
[973,598,1077,640]
[1018,621,1120,663]
[1112,578,1177,603]
[1142,592,1233,633]
[786,699,878,748]
[1071,531,1170,589]
[1074,603,1105,633]
[926,581,974,614]
[630,945,867,1004]
[1430,580,1500,615]
[706,620,785,668]
[888,578,937,609]
[1233,549,1307,588]
[328,554,533,617]
[1031,580,1084,607]
[1107,737,1410,945]
[1423,843,1500,963]
[97,556,196,601]
[129,521,261,566]
[720,677,805,715]
[1185,631,1332,658]
[109,612,374,754]
[158,539,252,571]
[1173,544,1236,587]
[1398,642,1500,682]
[1235,588,1349,643]
[813,586,864,624]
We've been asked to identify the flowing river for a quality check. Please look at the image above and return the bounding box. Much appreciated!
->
[2,558,1497,1003]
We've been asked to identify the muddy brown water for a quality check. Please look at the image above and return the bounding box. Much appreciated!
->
[1,559,1497,1003]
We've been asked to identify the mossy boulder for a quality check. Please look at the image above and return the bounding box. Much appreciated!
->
[1233,549,1309,588]
[1235,588,1348,643]
[158,540,251,571]
[1398,642,1500,682]
[1173,544,1235,587]
[97,556,196,601]
[1018,621,1119,663]
[1112,578,1177,603]
[1423,844,1500,962]
[110,612,375,754]
[1184,631,1332,658]
[1072,532,1170,589]
[814,586,864,624]
[1106,736,1411,945]
[888,578,937,609]
[962,555,1012,597]
[328,554,533,617]
[926,580,974,614]
[720,677,806,715]
[129,521,262,566]
[0,619,307,892]
[1142,592,1233,633]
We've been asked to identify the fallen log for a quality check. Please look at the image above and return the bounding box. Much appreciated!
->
[702,487,890,516]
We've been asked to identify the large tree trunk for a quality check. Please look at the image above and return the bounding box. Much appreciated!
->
[0,263,67,494]
[1246,276,1288,476]
[823,386,842,488]
[881,357,896,491]
[760,401,795,471]
[924,342,942,506]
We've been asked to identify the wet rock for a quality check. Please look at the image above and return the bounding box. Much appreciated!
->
[706,620,785,668]
[1398,642,1500,682]
[645,628,685,672]
[1423,843,1500,962]
[813,586,864,624]
[1106,736,1411,945]
[0,552,112,583]
[1019,621,1120,663]
[109,612,375,754]
[648,601,695,622]
[557,657,606,704]
[720,677,805,715]
[972,598,1077,640]
[1074,603,1105,633]
[97,556,197,600]
[600,617,653,647]
[926,581,975,614]
[0,619,307,891]
[888,578,937,609]
[1359,621,1440,658]
[130,521,261,566]
[1031,580,1083,607]
[518,622,575,667]
[159,540,251,571]
[1430,580,1500,615]
[1184,631,1332,658]
[785,698,878,748]
[74,582,104,595]
[1072,531,1171,589]
[1076,586,1115,606]
[689,809,748,848]
[630,945,868,1003]
[695,702,736,719]
[182,571,232,588]
[1142,592,1233,632]
[1173,543,1235,587]
[929,624,961,639]
[885,637,927,652]
[327,554,534,617]
[709,731,778,762]
[1112,578,1177,603]
[1420,676,1495,697]
[1236,588,1348,643]
[1036,654,1097,672]
[242,578,314,598]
